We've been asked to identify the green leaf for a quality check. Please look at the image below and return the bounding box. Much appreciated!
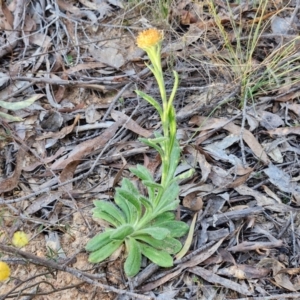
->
[157,199,180,214]
[166,140,181,183]
[139,243,173,267]
[135,235,182,254]
[155,182,179,209]
[150,212,175,225]
[121,178,140,195]
[116,179,141,221]
[93,200,126,224]
[130,165,156,200]
[0,94,42,110]
[110,224,134,240]
[156,220,189,238]
[139,195,153,211]
[0,111,23,121]
[146,136,168,144]
[124,238,141,277]
[168,70,179,107]
[135,90,163,117]
[142,181,163,191]
[88,240,123,263]
[92,210,121,227]
[85,230,113,252]
[139,138,164,157]
[130,164,154,182]
[116,188,141,217]
[134,227,170,240]
[114,192,136,224]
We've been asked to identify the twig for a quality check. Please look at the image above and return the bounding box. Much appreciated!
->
[102,82,133,121]
[277,213,293,238]
[236,293,300,300]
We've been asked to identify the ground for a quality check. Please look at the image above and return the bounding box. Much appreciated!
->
[1,0,300,299]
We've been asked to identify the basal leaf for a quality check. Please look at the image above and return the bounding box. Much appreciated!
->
[135,235,182,254]
[85,230,113,252]
[139,195,153,211]
[114,193,132,223]
[150,212,175,225]
[93,210,121,227]
[157,220,189,238]
[124,238,141,277]
[139,243,173,267]
[157,199,180,214]
[130,165,156,200]
[110,224,134,240]
[134,227,170,240]
[116,188,141,216]
[93,200,126,224]
[121,178,139,194]
[88,240,123,263]
[155,182,179,209]
[114,193,139,224]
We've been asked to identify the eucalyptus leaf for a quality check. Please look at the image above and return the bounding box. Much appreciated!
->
[0,111,23,121]
[172,168,195,182]
[0,94,42,110]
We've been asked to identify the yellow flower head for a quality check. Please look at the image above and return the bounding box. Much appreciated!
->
[136,28,163,49]
[0,261,11,281]
[12,231,29,248]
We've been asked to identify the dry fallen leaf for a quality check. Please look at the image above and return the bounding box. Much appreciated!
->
[190,116,270,164]
[0,147,25,193]
[183,192,203,211]
[258,258,296,292]
[111,110,152,138]
[217,264,270,279]
[51,121,121,170]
